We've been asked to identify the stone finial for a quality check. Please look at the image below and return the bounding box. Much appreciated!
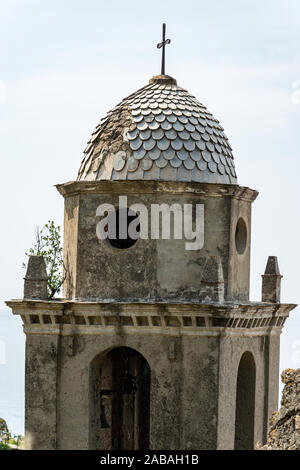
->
[261,256,282,303]
[24,255,48,300]
[200,256,224,302]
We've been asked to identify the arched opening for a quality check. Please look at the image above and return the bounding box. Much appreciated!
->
[234,351,256,450]
[89,347,150,450]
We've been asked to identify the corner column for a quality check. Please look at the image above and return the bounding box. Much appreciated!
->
[25,333,60,449]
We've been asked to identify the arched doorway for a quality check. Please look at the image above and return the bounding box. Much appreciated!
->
[89,347,151,450]
[234,351,256,450]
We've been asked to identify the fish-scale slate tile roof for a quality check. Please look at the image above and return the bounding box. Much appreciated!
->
[77,76,237,184]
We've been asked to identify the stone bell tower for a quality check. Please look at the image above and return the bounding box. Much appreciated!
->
[7,73,296,450]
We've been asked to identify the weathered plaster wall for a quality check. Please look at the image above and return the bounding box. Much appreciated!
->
[217,332,280,449]
[60,182,256,303]
[227,197,252,301]
[55,332,219,450]
[63,195,79,299]
[25,334,60,450]
[180,335,219,449]
[262,334,281,441]
[24,327,278,450]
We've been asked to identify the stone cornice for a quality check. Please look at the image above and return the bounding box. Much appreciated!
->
[6,299,296,315]
[21,324,284,337]
[6,299,296,336]
[55,181,259,203]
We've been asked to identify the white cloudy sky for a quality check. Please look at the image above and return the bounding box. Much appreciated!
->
[0,0,300,432]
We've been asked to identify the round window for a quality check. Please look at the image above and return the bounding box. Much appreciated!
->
[106,208,140,250]
[235,218,247,255]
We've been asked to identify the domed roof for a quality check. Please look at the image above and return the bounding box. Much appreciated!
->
[77,75,237,184]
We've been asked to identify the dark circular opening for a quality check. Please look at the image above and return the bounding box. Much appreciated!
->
[107,208,140,250]
[235,218,247,255]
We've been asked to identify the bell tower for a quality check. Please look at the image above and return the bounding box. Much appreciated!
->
[7,73,296,450]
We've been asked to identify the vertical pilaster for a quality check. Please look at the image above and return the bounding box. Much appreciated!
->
[180,335,219,449]
[263,332,281,443]
[25,334,59,450]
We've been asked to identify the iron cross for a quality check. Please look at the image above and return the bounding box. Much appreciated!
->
[157,23,171,76]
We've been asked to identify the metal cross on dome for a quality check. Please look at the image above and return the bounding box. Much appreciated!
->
[157,23,171,76]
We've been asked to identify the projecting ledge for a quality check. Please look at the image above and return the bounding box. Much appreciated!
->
[5,298,297,335]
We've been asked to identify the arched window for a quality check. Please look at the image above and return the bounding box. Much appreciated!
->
[89,347,150,450]
[234,351,256,450]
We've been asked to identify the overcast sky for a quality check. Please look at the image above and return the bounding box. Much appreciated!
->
[0,0,300,432]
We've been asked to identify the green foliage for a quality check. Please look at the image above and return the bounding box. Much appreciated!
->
[0,418,8,434]
[24,220,65,299]
[0,418,11,450]
[0,442,11,450]
[0,418,23,449]
[9,437,17,445]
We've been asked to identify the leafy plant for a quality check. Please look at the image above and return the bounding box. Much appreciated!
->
[0,442,11,450]
[23,220,66,299]
[0,418,8,434]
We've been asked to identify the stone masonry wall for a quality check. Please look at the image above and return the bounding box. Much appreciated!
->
[261,369,300,450]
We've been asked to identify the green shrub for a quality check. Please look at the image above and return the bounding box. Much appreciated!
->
[23,221,65,299]
[0,442,11,450]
